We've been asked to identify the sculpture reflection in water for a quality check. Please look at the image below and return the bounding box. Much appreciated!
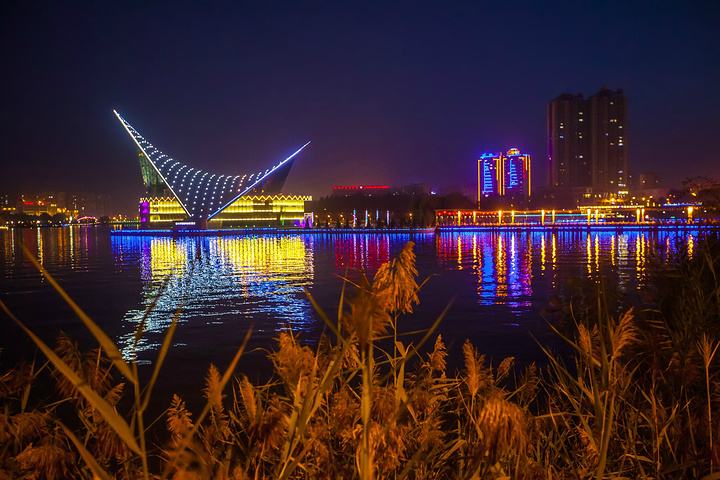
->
[111,235,314,360]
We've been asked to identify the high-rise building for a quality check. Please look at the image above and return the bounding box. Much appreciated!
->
[547,94,589,189]
[503,148,531,197]
[477,148,531,207]
[478,152,503,202]
[588,88,628,194]
[547,88,628,196]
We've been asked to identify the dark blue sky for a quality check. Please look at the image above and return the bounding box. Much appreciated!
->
[1,0,718,210]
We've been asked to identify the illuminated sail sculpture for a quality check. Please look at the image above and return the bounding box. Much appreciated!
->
[114,110,310,221]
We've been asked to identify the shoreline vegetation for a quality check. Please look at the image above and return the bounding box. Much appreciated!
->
[1,237,719,479]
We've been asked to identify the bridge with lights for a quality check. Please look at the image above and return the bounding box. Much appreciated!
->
[114,111,311,229]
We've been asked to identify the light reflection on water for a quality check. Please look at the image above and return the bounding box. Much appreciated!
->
[434,229,697,316]
[113,235,315,359]
[0,227,707,370]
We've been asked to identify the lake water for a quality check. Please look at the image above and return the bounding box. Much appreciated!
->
[0,226,706,406]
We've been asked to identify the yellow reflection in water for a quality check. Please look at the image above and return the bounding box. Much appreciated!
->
[472,234,477,270]
[150,237,310,281]
[586,233,592,276]
[594,234,600,273]
[688,234,694,260]
[457,235,463,270]
[36,228,44,265]
[69,226,75,265]
[150,239,188,278]
[540,234,546,272]
[615,234,631,292]
[635,234,647,285]
[610,235,616,267]
[122,235,313,360]
[496,235,507,298]
[475,235,484,297]
[212,236,309,277]
[510,233,516,267]
[551,232,557,288]
[525,233,532,276]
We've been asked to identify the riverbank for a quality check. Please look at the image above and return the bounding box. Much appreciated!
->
[106,222,719,237]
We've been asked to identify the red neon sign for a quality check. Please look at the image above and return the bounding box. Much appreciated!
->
[333,185,390,191]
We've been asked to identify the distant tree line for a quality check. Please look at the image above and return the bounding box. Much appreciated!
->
[308,191,475,228]
[0,212,112,227]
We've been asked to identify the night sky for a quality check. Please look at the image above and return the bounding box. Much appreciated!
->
[2,1,718,213]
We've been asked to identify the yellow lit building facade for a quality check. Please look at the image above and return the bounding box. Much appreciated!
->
[140,194,311,227]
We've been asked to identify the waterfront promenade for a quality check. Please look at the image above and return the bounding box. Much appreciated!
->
[106,222,718,237]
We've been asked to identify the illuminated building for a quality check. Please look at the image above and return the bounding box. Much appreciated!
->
[115,110,311,228]
[547,88,628,196]
[548,94,589,189]
[0,194,13,214]
[209,194,310,227]
[478,152,503,202]
[477,148,531,207]
[503,148,531,197]
[589,89,628,194]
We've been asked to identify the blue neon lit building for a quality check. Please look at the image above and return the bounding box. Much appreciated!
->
[477,147,531,207]
[477,152,503,203]
[503,148,531,197]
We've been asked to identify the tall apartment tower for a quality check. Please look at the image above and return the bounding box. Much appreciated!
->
[547,94,589,189]
[477,148,531,207]
[478,152,503,204]
[547,88,628,196]
[588,88,628,194]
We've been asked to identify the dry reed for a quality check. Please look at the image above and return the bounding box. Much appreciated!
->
[0,237,719,479]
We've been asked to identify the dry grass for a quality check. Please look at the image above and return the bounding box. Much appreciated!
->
[0,238,719,479]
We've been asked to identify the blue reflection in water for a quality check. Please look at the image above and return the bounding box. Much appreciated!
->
[111,235,315,360]
[103,229,705,361]
[0,226,713,382]
[435,228,698,320]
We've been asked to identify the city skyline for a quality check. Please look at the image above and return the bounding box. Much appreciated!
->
[1,1,719,213]
[1,3,720,476]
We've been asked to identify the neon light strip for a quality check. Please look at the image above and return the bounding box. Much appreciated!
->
[114,110,191,217]
[208,141,310,219]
